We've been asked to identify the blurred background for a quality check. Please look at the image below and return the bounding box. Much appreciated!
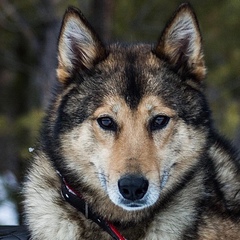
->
[0,0,239,225]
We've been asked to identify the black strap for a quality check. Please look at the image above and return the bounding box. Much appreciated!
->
[61,179,126,240]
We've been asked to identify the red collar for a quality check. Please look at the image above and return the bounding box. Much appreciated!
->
[60,175,127,240]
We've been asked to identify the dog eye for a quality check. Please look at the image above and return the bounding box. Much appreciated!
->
[97,117,117,131]
[150,115,170,131]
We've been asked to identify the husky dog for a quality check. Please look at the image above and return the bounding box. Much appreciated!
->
[23,3,240,240]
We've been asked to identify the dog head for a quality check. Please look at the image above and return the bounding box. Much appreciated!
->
[45,3,210,219]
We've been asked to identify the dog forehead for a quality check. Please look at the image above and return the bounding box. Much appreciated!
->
[95,95,175,118]
[106,43,161,69]
[96,43,167,109]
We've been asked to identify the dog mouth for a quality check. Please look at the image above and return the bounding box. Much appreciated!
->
[98,168,172,211]
[103,174,160,211]
[109,186,160,211]
[118,199,149,210]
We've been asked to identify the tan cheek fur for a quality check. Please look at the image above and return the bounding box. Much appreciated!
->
[59,95,206,201]
[60,122,111,191]
[91,96,177,186]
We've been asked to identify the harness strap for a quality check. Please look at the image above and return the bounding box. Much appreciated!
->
[60,177,127,240]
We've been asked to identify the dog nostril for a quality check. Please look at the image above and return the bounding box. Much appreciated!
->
[118,175,149,201]
[123,188,130,195]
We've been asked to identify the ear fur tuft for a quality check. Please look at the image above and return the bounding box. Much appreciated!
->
[57,7,107,84]
[155,3,206,81]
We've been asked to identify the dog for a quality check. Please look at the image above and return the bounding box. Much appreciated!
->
[23,3,240,239]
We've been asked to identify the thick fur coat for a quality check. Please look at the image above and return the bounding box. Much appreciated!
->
[23,3,240,240]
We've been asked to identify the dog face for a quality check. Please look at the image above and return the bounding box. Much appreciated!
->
[47,4,210,213]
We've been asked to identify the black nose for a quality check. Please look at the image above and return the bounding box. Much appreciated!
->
[118,175,149,201]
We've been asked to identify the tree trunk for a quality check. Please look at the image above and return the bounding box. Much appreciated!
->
[90,0,114,42]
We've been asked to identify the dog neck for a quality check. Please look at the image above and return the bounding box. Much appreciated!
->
[58,172,126,240]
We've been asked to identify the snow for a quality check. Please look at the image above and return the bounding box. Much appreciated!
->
[0,171,19,225]
[0,200,18,225]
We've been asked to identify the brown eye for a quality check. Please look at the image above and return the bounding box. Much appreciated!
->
[97,117,117,131]
[150,115,170,131]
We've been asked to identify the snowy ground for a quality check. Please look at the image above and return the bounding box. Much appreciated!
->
[0,171,19,225]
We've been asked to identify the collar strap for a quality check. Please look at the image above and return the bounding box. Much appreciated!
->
[60,176,127,240]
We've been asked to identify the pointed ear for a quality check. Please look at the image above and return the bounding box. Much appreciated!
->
[154,3,206,81]
[57,7,107,83]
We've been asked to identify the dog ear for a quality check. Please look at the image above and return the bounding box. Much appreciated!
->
[57,7,107,83]
[154,3,206,81]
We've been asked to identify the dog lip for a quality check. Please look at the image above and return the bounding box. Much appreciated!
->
[120,198,148,208]
[126,203,144,208]
[118,199,150,211]
[107,180,160,210]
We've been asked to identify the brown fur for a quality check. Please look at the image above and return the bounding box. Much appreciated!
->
[23,3,240,239]
[155,4,206,81]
